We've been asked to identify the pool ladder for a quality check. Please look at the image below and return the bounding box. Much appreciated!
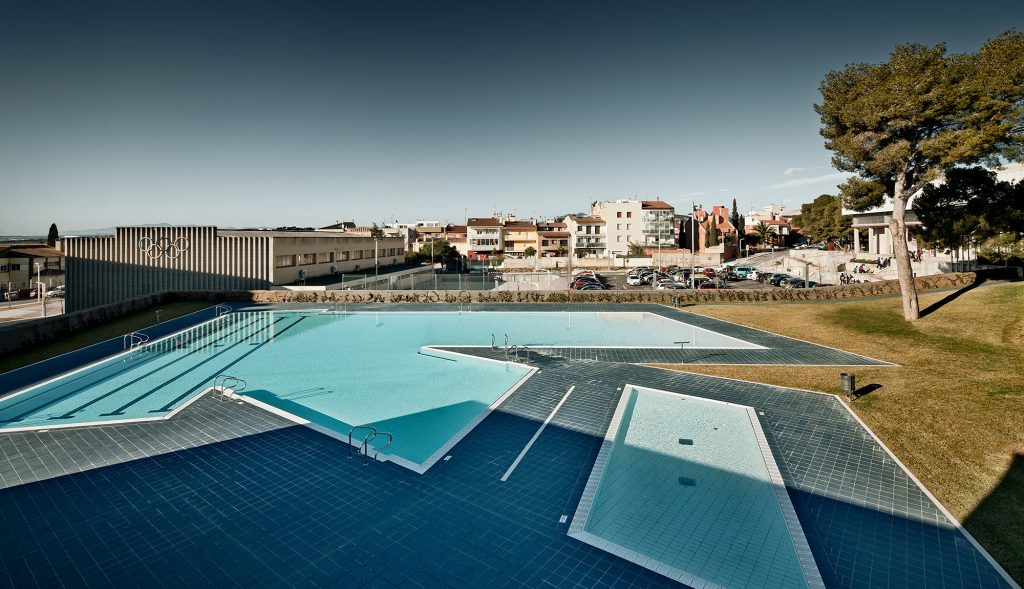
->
[348,426,394,466]
[212,375,247,400]
[214,304,232,317]
[122,331,150,361]
[505,345,531,364]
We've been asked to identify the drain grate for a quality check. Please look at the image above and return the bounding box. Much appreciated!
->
[678,438,693,445]
[678,477,696,487]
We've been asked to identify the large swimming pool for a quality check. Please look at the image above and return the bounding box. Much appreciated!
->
[0,310,760,470]
[569,385,824,588]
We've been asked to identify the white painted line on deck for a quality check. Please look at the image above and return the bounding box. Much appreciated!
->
[500,385,575,482]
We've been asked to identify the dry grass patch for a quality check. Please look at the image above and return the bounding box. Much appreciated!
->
[650,282,1024,582]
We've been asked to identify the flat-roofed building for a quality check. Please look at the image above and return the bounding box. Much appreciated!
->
[0,244,64,297]
[565,216,606,258]
[592,199,675,256]
[61,226,404,311]
[467,218,503,261]
[843,163,1024,255]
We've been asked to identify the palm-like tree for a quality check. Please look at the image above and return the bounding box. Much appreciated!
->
[752,221,777,246]
[627,242,647,257]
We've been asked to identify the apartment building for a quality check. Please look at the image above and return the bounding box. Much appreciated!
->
[466,218,503,261]
[536,221,569,257]
[591,199,675,256]
[743,205,793,246]
[501,221,538,259]
[565,216,606,258]
[61,226,404,311]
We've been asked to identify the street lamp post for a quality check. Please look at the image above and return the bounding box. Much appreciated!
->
[691,204,699,290]
[35,262,45,318]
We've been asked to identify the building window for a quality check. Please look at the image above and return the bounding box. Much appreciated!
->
[299,253,316,265]
[352,250,363,260]
[338,251,350,261]
[616,212,622,218]
[0,265,8,272]
[10,264,21,271]
[617,236,623,242]
[626,224,632,230]
[616,223,622,230]
[627,211,632,218]
[317,252,332,263]
[275,255,296,268]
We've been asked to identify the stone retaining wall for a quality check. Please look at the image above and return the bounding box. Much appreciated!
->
[0,271,1006,357]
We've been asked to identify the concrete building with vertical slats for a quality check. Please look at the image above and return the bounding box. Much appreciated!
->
[61,226,404,312]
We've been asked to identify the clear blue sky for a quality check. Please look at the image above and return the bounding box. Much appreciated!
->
[1,0,1021,234]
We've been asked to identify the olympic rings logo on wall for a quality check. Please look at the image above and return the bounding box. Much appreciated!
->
[138,236,190,260]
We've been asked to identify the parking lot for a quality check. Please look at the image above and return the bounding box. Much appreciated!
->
[598,269,786,291]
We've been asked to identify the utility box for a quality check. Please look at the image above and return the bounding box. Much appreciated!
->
[840,373,856,397]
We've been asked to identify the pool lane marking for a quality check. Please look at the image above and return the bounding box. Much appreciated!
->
[500,385,575,482]
[0,316,263,423]
[150,315,309,413]
[0,314,250,421]
[46,316,269,420]
[101,316,296,416]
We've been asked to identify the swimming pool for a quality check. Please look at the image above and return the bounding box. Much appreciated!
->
[569,385,823,588]
[0,310,760,470]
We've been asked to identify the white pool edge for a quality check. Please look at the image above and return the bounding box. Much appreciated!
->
[568,384,824,589]
[228,348,539,475]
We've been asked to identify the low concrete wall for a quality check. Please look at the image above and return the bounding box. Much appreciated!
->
[0,292,174,355]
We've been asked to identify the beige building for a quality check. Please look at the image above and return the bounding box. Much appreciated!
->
[536,221,569,257]
[501,221,538,258]
[0,245,64,297]
[592,199,675,256]
[61,226,404,311]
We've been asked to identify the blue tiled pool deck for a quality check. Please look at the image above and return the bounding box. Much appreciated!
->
[0,304,1016,589]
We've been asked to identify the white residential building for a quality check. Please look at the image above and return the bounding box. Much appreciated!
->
[565,216,607,258]
[591,199,675,256]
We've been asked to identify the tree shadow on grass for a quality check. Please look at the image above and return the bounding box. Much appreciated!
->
[919,278,984,318]
[964,453,1024,586]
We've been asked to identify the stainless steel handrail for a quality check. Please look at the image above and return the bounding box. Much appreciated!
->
[348,425,377,459]
[214,304,232,317]
[361,431,393,465]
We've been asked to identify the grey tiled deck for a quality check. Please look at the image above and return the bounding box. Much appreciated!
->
[0,304,1013,589]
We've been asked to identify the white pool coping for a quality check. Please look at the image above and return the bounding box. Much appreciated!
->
[227,346,539,475]
[567,384,825,589]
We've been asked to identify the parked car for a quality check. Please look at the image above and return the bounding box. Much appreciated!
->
[699,280,733,290]
[747,270,762,281]
[732,266,756,278]
[45,285,66,298]
[656,282,687,290]
[2,291,17,301]
[17,288,37,299]
[703,268,717,278]
[767,274,791,286]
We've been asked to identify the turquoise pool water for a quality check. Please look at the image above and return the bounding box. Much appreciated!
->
[0,311,758,467]
[574,386,812,588]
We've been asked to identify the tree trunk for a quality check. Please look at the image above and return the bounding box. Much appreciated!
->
[889,181,920,321]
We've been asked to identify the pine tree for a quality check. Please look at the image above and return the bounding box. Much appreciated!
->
[46,223,59,247]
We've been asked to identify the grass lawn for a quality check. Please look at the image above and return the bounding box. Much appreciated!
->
[652,282,1024,583]
[0,301,213,375]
